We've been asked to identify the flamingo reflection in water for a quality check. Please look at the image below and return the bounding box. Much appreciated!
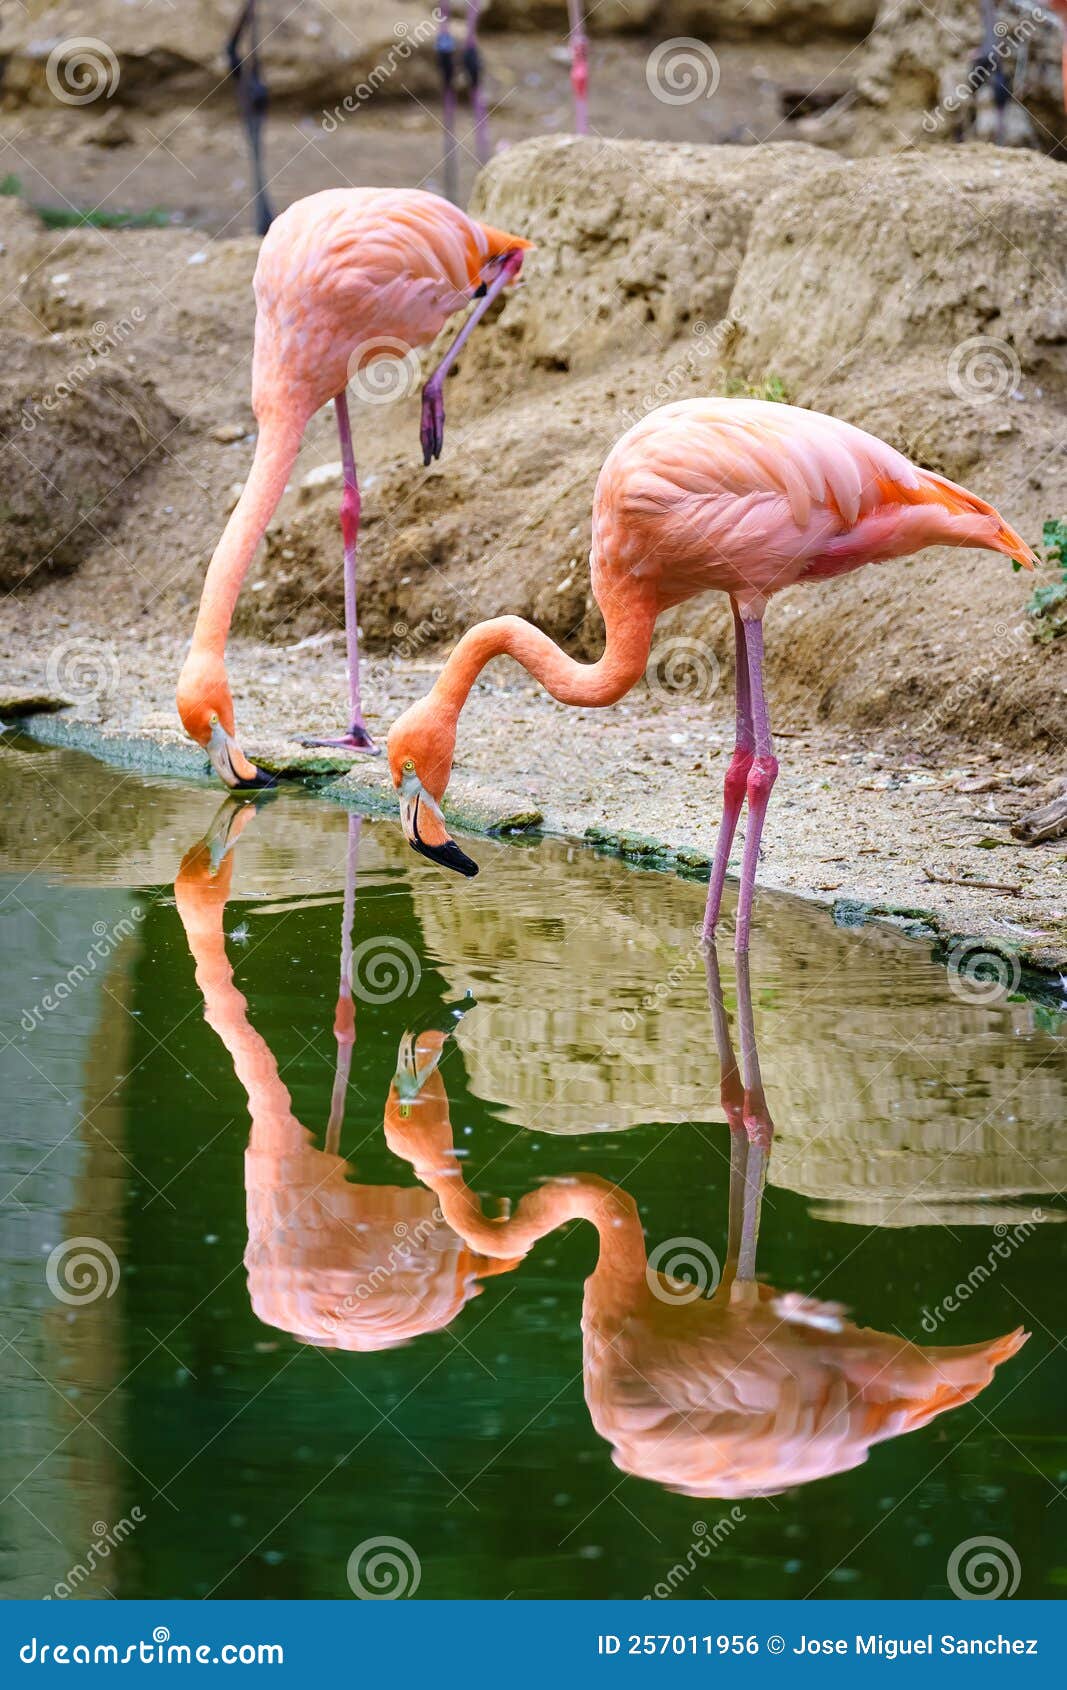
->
[173,800,519,1352]
[389,947,1028,1500]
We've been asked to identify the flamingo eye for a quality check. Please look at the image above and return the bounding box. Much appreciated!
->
[209,712,219,726]
[402,759,415,773]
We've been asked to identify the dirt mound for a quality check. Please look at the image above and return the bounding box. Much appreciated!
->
[0,1,440,111]
[0,331,174,590]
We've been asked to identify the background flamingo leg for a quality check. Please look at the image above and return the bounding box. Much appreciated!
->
[464,0,492,165]
[566,0,589,134]
[420,248,524,463]
[703,603,753,941]
[733,617,779,952]
[437,4,460,204]
[324,813,362,1156]
[301,391,379,752]
[227,0,273,236]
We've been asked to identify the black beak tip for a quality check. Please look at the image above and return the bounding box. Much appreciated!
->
[231,767,277,791]
[410,837,479,878]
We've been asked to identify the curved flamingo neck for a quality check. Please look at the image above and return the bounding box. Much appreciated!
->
[430,581,657,718]
[191,411,305,658]
[174,864,306,1155]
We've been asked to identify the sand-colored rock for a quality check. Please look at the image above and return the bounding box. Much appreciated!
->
[467,135,834,379]
[725,146,1067,399]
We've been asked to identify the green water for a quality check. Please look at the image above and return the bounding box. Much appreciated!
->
[1,737,1064,1601]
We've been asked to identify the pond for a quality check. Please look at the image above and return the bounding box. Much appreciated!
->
[0,736,1063,1601]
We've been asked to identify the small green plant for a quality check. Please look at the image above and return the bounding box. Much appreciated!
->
[722,372,792,404]
[0,172,169,230]
[1026,518,1067,639]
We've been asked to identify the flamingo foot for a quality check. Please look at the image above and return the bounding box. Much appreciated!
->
[420,383,445,465]
[300,724,380,755]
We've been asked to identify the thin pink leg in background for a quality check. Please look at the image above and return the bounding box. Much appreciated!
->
[324,812,362,1156]
[566,0,589,133]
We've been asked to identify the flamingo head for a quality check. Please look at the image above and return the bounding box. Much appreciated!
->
[386,696,478,878]
[176,652,273,791]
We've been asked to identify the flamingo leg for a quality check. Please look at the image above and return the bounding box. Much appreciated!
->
[733,615,778,953]
[227,0,273,236]
[566,0,589,134]
[324,813,362,1156]
[420,247,524,464]
[703,603,753,942]
[464,0,492,165]
[437,3,460,205]
[300,391,379,752]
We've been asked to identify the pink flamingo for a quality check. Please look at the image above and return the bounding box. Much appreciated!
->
[391,944,1027,1498]
[386,396,1034,946]
[173,804,520,1351]
[176,188,531,785]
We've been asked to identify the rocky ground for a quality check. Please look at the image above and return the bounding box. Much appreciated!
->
[1,6,1066,975]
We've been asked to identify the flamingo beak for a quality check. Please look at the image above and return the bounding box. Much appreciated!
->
[206,720,275,791]
[398,770,478,877]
